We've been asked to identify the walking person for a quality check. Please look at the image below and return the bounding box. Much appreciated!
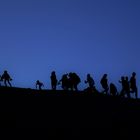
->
[100,74,109,94]
[1,70,12,87]
[130,72,138,99]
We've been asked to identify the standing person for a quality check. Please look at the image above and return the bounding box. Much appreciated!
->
[119,76,125,97]
[1,70,12,87]
[36,80,44,90]
[130,72,138,99]
[119,76,130,98]
[100,74,109,94]
[125,76,130,98]
[50,71,58,90]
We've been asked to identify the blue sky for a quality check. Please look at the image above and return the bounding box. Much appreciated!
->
[0,0,140,96]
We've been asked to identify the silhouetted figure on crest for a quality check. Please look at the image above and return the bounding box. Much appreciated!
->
[130,72,138,99]
[68,72,74,90]
[100,74,109,94]
[36,80,44,90]
[72,72,81,91]
[125,76,130,98]
[50,71,58,90]
[84,74,98,93]
[119,76,130,98]
[68,72,81,91]
[85,74,95,89]
[110,83,118,96]
[1,70,12,87]
[59,74,69,90]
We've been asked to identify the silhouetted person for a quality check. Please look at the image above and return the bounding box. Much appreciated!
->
[119,76,125,97]
[1,70,12,87]
[100,74,109,94]
[68,72,74,90]
[110,83,118,96]
[50,71,58,90]
[125,76,130,98]
[59,74,69,90]
[69,72,81,91]
[84,74,98,93]
[36,80,44,90]
[119,76,130,98]
[130,72,138,99]
[85,74,95,89]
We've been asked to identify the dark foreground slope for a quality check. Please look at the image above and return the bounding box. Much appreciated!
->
[0,87,140,138]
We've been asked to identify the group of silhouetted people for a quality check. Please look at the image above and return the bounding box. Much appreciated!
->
[35,71,138,99]
[119,72,138,99]
[0,70,138,99]
[0,70,12,87]
[36,71,81,91]
[98,72,137,99]
[58,72,81,91]
[98,73,138,99]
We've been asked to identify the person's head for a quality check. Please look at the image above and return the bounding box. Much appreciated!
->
[132,72,136,77]
[103,74,107,78]
[36,80,39,83]
[4,70,7,74]
[69,72,73,77]
[63,74,68,78]
[52,71,55,75]
[87,74,90,78]
[126,76,129,81]
[110,83,114,87]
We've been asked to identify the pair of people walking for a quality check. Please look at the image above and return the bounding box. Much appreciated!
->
[119,72,138,99]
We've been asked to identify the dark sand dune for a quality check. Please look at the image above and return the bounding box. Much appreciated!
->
[0,87,140,138]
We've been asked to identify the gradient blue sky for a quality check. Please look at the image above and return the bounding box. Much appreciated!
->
[0,0,140,96]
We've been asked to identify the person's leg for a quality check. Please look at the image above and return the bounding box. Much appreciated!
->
[120,89,125,97]
[105,87,108,95]
[54,84,57,90]
[39,85,41,90]
[74,84,78,91]
[8,80,12,87]
[4,80,7,87]
[135,87,138,99]
[127,92,130,98]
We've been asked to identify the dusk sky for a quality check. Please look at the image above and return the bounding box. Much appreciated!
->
[0,0,140,97]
